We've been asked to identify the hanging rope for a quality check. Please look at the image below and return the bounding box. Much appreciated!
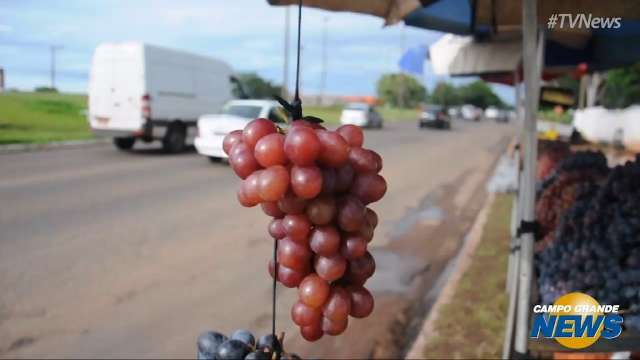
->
[272,0,304,339]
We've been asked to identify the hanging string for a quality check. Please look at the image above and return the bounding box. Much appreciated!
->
[272,0,304,340]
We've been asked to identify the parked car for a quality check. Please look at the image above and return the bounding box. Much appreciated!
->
[88,42,233,152]
[460,104,482,121]
[447,107,461,120]
[195,100,289,161]
[419,105,451,129]
[339,103,383,128]
[484,106,509,122]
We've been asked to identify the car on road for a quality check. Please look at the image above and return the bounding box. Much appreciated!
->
[195,100,289,161]
[419,105,451,129]
[88,42,233,153]
[460,104,482,121]
[339,103,383,128]
[484,106,509,122]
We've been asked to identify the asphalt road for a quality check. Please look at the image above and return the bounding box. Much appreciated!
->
[0,120,515,358]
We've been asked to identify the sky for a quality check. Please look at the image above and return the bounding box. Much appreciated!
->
[0,0,514,104]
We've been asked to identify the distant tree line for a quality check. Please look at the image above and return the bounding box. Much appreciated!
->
[376,73,505,109]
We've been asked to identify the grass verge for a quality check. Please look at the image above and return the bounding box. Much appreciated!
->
[0,92,92,144]
[422,194,513,358]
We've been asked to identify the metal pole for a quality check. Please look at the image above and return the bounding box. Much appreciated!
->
[515,0,544,353]
[319,16,328,106]
[282,6,290,98]
[50,45,62,90]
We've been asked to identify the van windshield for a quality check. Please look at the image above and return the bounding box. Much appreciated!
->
[224,105,262,119]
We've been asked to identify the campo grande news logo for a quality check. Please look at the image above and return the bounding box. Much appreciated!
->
[529,292,624,349]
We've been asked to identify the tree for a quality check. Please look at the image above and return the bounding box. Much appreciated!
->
[376,73,427,108]
[232,73,282,99]
[602,63,640,109]
[457,80,504,109]
[430,82,461,108]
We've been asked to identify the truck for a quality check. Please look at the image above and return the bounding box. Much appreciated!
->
[87,42,233,152]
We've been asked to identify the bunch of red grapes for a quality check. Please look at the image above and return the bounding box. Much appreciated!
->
[223,118,387,342]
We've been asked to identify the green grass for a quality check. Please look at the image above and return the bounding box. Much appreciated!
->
[423,194,513,359]
[0,91,92,144]
[304,105,419,125]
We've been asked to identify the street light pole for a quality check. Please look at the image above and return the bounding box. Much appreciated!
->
[50,45,63,90]
[282,6,290,98]
[320,16,328,106]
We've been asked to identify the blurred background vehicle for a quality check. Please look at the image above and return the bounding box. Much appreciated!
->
[484,106,509,122]
[88,42,233,153]
[419,105,451,129]
[194,99,289,161]
[460,104,482,121]
[447,106,461,120]
[339,102,384,128]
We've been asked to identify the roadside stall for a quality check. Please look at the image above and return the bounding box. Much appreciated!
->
[265,0,640,358]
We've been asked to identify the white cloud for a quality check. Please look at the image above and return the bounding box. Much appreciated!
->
[0,24,11,33]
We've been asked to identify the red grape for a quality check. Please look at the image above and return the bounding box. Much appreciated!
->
[335,164,355,193]
[321,167,337,194]
[258,165,289,202]
[229,143,260,179]
[365,208,378,228]
[314,254,347,282]
[346,251,375,283]
[348,147,378,174]
[300,322,323,342]
[236,186,253,207]
[306,196,336,225]
[358,221,374,243]
[269,260,308,288]
[340,234,368,260]
[348,286,374,318]
[317,130,350,167]
[223,130,243,155]
[242,170,263,206]
[309,225,340,256]
[291,300,322,327]
[278,192,308,214]
[298,274,330,308]
[243,118,277,149]
[261,201,284,218]
[284,127,321,166]
[337,195,366,232]
[254,133,286,167]
[290,165,323,199]
[268,219,286,239]
[323,286,351,322]
[289,120,314,129]
[282,214,311,243]
[351,173,387,204]
[371,150,383,173]
[277,237,312,272]
[322,316,348,336]
[336,124,363,148]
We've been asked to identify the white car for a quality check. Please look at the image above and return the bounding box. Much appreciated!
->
[339,103,383,128]
[195,100,289,161]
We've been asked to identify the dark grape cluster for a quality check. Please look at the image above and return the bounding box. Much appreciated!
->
[224,119,385,341]
[535,154,640,330]
[536,140,571,181]
[535,151,609,241]
[197,329,299,360]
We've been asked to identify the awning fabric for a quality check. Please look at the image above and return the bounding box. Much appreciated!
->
[266,0,421,25]
[428,34,522,76]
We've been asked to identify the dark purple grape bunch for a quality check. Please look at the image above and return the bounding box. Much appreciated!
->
[197,330,299,360]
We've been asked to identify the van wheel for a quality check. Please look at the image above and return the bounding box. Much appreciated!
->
[114,137,135,151]
[163,123,186,153]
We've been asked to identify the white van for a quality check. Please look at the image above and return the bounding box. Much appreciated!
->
[88,42,233,152]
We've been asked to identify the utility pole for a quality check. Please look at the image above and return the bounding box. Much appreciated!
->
[398,25,406,108]
[282,6,290,98]
[319,16,328,106]
[50,45,63,90]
